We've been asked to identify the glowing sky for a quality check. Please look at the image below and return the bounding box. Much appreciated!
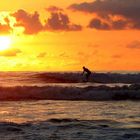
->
[0,0,140,71]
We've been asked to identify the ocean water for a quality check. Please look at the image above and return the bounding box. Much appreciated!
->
[0,71,139,87]
[0,100,140,140]
[0,72,139,139]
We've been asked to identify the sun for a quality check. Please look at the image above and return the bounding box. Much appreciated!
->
[0,36,11,51]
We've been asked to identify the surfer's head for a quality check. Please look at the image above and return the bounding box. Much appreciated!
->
[83,66,85,69]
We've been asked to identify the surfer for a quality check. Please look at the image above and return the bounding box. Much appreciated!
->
[82,66,91,82]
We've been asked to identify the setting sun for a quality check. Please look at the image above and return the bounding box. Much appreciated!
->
[0,36,11,51]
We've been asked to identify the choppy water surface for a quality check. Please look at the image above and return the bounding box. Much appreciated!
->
[0,100,139,140]
[0,100,139,126]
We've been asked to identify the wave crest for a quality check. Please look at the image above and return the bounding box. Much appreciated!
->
[36,72,140,83]
[0,84,140,101]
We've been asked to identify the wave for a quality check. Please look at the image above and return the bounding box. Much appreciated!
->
[0,72,140,87]
[0,84,140,101]
[0,119,140,140]
[35,72,140,83]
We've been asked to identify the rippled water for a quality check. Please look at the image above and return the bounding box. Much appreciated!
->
[0,100,140,140]
[0,100,139,127]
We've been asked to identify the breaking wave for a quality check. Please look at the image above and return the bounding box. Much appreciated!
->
[0,84,140,101]
[35,72,140,83]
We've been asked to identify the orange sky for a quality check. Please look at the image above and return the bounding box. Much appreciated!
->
[0,0,140,71]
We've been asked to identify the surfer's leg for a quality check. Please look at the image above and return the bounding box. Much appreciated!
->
[85,74,89,82]
[87,73,91,81]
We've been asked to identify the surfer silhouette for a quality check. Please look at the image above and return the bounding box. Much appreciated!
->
[82,66,91,82]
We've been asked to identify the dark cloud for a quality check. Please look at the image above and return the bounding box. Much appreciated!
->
[88,18,110,30]
[88,18,129,30]
[45,6,63,12]
[12,9,82,34]
[112,20,128,30]
[12,9,43,34]
[69,0,140,17]
[44,12,82,31]
[127,41,140,49]
[69,0,140,30]
[0,48,21,57]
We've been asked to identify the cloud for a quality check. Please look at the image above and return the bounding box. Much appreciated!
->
[12,9,43,34]
[45,6,63,12]
[12,9,82,33]
[37,52,46,58]
[127,41,140,49]
[112,20,128,30]
[44,12,82,31]
[0,48,21,57]
[0,23,11,34]
[69,0,140,30]
[88,18,128,30]
[88,18,110,30]
[77,50,98,64]
[112,54,122,58]
[0,14,14,34]
[59,52,70,58]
